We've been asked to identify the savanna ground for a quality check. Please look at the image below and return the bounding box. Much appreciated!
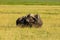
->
[0,5,60,40]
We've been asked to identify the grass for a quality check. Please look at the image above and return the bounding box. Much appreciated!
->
[0,0,60,5]
[0,5,60,40]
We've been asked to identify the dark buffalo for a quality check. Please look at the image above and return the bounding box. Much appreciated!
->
[16,16,34,27]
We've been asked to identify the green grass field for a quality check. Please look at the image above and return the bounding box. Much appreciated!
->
[0,0,60,5]
[0,5,60,40]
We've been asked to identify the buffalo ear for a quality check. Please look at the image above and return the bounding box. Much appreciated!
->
[27,14,31,17]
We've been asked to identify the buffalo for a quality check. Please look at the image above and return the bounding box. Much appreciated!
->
[16,14,43,27]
